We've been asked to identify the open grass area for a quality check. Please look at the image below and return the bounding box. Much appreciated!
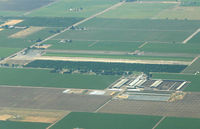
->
[152,73,200,92]
[99,2,176,19]
[156,117,200,129]
[154,6,200,20]
[0,121,50,129]
[50,112,161,129]
[140,43,200,54]
[0,68,119,89]
[55,19,200,43]
[28,0,119,18]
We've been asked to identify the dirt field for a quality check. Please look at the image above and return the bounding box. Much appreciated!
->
[99,92,200,118]
[9,26,44,38]
[0,108,69,123]
[0,20,23,26]
[20,116,60,123]
[34,56,191,65]
[0,86,111,112]
[0,115,13,121]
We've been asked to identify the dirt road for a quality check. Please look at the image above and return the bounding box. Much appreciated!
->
[31,56,190,65]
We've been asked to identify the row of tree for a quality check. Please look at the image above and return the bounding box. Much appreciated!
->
[26,60,187,75]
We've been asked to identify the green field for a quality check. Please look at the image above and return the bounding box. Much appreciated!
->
[46,39,143,52]
[54,19,200,43]
[0,21,68,59]
[156,117,200,129]
[24,27,64,41]
[0,29,28,58]
[28,0,119,18]
[0,27,63,48]
[0,0,56,17]
[154,6,200,20]
[140,43,200,54]
[152,73,200,92]
[99,2,176,19]
[183,58,200,74]
[0,29,35,48]
[55,26,191,43]
[0,0,55,11]
[17,17,83,27]
[79,18,200,31]
[0,47,21,58]
[0,68,119,89]
[0,29,27,48]
[50,112,161,129]
[0,121,50,129]
[188,32,200,44]
[0,11,25,16]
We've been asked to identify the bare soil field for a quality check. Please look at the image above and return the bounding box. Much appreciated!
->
[0,114,13,121]
[0,20,23,26]
[21,116,59,123]
[9,26,44,38]
[0,86,111,112]
[99,92,200,118]
[0,108,69,123]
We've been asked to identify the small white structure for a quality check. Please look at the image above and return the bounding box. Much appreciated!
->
[89,90,105,95]
[62,89,71,93]
[151,80,163,88]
